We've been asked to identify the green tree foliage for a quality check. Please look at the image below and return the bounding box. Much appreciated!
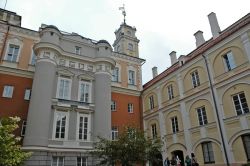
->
[0,117,31,166]
[92,127,162,166]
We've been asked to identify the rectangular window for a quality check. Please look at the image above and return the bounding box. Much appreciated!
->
[59,59,66,66]
[233,92,249,115]
[77,157,87,166]
[24,89,31,100]
[128,70,135,85]
[223,51,236,71]
[2,85,14,98]
[128,43,133,51]
[191,70,200,88]
[112,67,119,82]
[57,77,71,100]
[128,103,133,113]
[75,46,81,55]
[149,95,154,110]
[167,84,174,100]
[21,120,27,136]
[54,112,67,139]
[52,156,64,166]
[111,100,116,111]
[197,106,208,126]
[30,51,36,65]
[111,126,118,140]
[242,135,250,161]
[171,116,179,133]
[79,63,84,70]
[202,142,215,163]
[151,124,157,139]
[69,61,76,68]
[78,115,89,141]
[79,81,91,103]
[6,44,20,62]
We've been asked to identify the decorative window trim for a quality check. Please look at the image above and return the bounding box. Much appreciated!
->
[56,77,72,100]
[2,85,14,98]
[232,92,249,116]
[52,111,69,140]
[78,81,91,103]
[4,39,23,63]
[77,113,91,141]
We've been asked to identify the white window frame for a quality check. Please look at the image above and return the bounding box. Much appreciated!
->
[223,51,236,71]
[75,46,81,55]
[30,50,36,65]
[232,92,249,115]
[5,43,21,62]
[191,70,200,88]
[111,100,116,111]
[24,89,31,100]
[57,77,72,100]
[77,113,91,141]
[51,156,64,166]
[128,103,133,113]
[21,120,27,136]
[151,123,157,139]
[197,106,208,126]
[167,84,174,100]
[128,70,135,85]
[53,111,69,140]
[2,85,14,98]
[77,157,88,166]
[78,81,91,103]
[112,67,119,82]
[171,116,179,133]
[149,95,154,110]
[111,126,119,140]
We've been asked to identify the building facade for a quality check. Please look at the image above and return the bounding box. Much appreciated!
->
[142,12,250,166]
[0,8,144,166]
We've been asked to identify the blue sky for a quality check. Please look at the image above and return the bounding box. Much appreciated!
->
[1,0,249,84]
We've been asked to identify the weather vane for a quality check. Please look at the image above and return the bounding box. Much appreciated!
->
[119,4,126,24]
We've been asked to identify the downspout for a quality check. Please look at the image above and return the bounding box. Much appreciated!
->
[0,25,10,62]
[202,54,230,166]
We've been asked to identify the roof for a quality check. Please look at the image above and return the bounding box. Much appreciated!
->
[143,13,250,90]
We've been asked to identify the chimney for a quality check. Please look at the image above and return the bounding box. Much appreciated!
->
[169,51,177,65]
[208,12,221,39]
[152,66,158,78]
[194,30,205,47]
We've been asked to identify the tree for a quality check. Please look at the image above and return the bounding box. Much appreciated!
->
[0,117,31,166]
[92,127,162,166]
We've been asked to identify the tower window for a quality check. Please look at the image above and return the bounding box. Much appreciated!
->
[128,43,133,51]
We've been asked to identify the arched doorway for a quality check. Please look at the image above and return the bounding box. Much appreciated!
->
[171,150,184,166]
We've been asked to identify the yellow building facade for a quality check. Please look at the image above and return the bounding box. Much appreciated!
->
[142,12,250,166]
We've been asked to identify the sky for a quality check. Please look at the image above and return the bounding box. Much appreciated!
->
[1,0,249,84]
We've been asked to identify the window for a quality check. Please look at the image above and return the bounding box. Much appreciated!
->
[52,156,64,166]
[69,61,76,68]
[21,120,27,136]
[54,112,67,139]
[57,77,71,100]
[111,126,118,140]
[197,106,208,126]
[79,81,91,103]
[128,43,133,51]
[6,44,20,62]
[112,67,119,82]
[59,59,66,66]
[75,46,81,55]
[128,70,135,85]
[171,116,179,133]
[202,142,215,163]
[77,157,87,166]
[128,103,133,113]
[78,114,89,141]
[151,124,157,139]
[24,89,31,100]
[79,63,84,70]
[233,92,249,115]
[2,85,14,98]
[149,95,154,110]
[30,51,36,65]
[223,51,236,71]
[242,134,250,161]
[167,84,174,100]
[191,70,200,88]
[111,100,116,111]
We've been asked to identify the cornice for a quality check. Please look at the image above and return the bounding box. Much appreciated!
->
[112,52,145,64]
[0,66,34,78]
[111,86,141,96]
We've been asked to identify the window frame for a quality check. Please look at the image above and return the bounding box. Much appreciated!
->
[242,134,250,161]
[112,67,119,82]
[232,92,249,116]
[77,113,90,141]
[151,123,157,139]
[128,103,134,113]
[75,46,81,55]
[111,100,116,111]
[171,116,179,134]
[167,84,174,100]
[78,81,91,103]
[53,111,69,140]
[77,157,88,166]
[5,44,21,62]
[128,43,133,51]
[30,50,36,65]
[51,156,64,166]
[2,85,14,98]
[57,77,72,100]
[196,106,208,126]
[202,142,215,164]
[223,51,236,71]
[128,70,135,85]
[149,95,154,110]
[24,89,31,100]
[111,126,119,140]
[191,70,200,88]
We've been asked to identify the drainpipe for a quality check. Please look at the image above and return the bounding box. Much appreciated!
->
[0,25,10,62]
[202,54,230,166]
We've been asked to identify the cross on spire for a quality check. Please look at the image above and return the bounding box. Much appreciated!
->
[119,4,126,24]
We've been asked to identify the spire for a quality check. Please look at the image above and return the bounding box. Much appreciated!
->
[119,4,126,24]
